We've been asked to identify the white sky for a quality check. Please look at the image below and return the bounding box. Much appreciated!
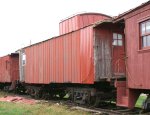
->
[0,0,148,56]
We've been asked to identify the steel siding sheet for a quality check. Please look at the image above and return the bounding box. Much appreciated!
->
[24,25,95,84]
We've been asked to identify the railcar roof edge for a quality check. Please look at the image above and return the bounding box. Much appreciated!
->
[113,0,150,22]
[60,12,112,23]
[17,15,112,50]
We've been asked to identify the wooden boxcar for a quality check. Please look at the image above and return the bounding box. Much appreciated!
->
[18,12,126,104]
[114,1,150,109]
[0,53,19,90]
[19,13,113,84]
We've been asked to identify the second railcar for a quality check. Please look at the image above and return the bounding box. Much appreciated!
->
[0,53,19,90]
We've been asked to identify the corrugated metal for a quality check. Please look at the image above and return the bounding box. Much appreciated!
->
[0,54,19,83]
[80,26,94,83]
[59,13,111,35]
[124,4,150,89]
[21,26,94,84]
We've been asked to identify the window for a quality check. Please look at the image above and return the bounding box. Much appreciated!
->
[140,19,150,48]
[22,53,26,66]
[112,33,123,46]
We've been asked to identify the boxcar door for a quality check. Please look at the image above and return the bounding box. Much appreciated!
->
[112,33,125,77]
[94,30,112,81]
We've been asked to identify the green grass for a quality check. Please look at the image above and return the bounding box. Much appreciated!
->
[135,94,147,108]
[0,102,90,115]
[0,91,90,115]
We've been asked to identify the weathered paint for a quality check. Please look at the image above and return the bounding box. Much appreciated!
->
[120,3,150,89]
[20,25,95,84]
[0,54,19,83]
[113,1,150,108]
[59,13,111,35]
[93,23,125,80]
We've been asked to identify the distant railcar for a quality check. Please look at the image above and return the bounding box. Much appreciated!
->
[0,53,19,90]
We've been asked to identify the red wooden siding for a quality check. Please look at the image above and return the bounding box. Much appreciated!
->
[80,26,94,83]
[59,13,111,35]
[0,54,19,83]
[124,4,150,89]
[24,26,94,84]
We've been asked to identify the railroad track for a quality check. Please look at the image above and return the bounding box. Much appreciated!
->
[60,101,148,115]
[71,106,146,115]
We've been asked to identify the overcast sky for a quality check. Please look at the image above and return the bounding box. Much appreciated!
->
[0,0,148,56]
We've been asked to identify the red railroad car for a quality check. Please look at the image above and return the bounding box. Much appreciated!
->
[113,1,150,109]
[19,13,113,85]
[0,53,19,90]
[18,13,126,104]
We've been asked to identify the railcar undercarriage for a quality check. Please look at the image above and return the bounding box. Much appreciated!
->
[21,81,116,107]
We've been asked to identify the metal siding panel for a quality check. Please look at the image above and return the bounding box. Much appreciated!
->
[72,17,75,32]
[43,42,46,83]
[68,18,72,33]
[63,34,72,82]
[47,41,50,83]
[80,26,94,84]
[39,43,43,83]
[88,15,94,24]
[74,16,78,30]
[71,32,75,83]
[59,37,64,83]
[53,39,56,82]
[23,27,94,84]
[35,45,38,83]
[49,40,53,82]
[30,47,33,83]
[55,38,59,82]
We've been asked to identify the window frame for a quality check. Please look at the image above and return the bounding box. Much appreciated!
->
[139,19,150,49]
[22,53,26,66]
[112,33,123,46]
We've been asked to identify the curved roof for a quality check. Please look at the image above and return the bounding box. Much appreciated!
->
[60,12,111,23]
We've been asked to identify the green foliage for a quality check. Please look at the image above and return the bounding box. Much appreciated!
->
[135,94,147,108]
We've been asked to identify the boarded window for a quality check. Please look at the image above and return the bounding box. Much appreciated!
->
[140,19,150,48]
[112,33,123,46]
